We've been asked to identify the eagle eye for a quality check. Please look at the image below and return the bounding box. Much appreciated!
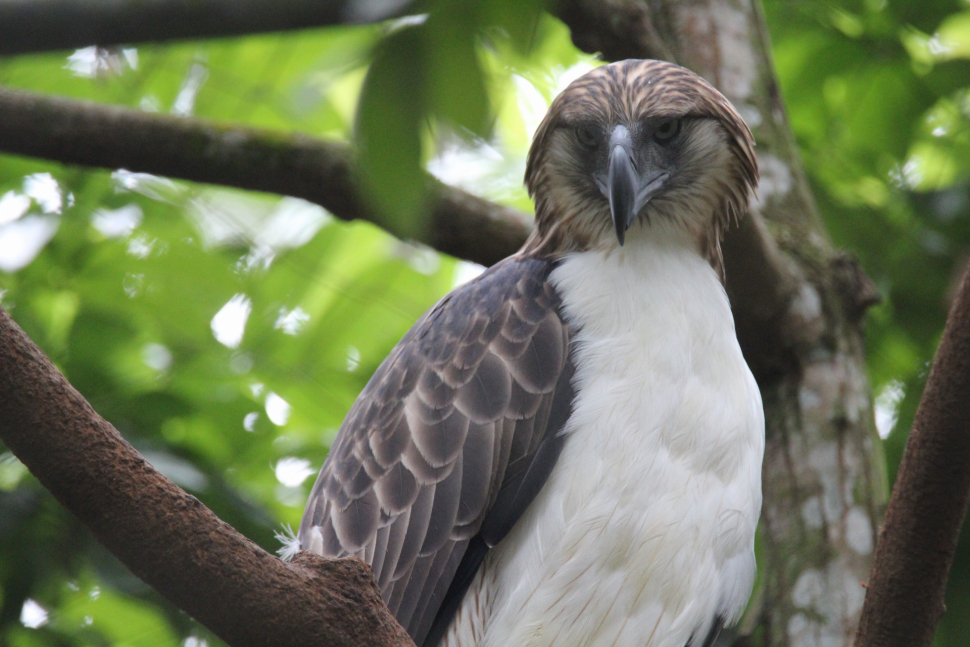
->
[653,119,682,144]
[575,127,599,150]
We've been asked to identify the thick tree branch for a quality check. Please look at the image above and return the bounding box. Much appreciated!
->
[0,86,532,268]
[0,305,415,647]
[854,264,970,647]
[0,0,412,56]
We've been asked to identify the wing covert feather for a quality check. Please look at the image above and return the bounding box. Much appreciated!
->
[298,256,575,646]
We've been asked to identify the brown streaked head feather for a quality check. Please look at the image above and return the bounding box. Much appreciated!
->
[522,59,758,276]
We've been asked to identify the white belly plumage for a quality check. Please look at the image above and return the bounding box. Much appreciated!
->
[444,232,765,647]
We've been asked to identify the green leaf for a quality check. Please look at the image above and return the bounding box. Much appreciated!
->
[354,26,429,238]
[481,0,546,53]
[425,2,491,138]
[934,10,970,61]
[58,577,180,647]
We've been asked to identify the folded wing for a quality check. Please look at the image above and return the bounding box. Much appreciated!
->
[299,256,576,646]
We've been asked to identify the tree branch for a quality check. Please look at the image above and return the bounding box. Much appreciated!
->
[0,0,413,56]
[854,263,970,647]
[0,304,415,647]
[0,86,532,268]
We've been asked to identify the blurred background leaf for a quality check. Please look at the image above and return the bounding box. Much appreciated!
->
[356,24,429,235]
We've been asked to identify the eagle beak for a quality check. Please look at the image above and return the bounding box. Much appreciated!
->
[599,125,669,246]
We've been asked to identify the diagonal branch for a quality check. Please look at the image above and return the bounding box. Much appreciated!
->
[552,0,676,63]
[0,86,532,268]
[854,262,970,647]
[0,0,414,56]
[0,304,416,647]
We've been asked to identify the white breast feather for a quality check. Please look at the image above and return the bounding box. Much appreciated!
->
[444,227,765,647]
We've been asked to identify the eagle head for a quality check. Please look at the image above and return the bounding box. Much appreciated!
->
[523,59,758,271]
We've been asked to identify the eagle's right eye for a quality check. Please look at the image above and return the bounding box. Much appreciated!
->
[575,127,598,149]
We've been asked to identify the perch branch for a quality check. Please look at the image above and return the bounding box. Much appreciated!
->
[0,305,415,647]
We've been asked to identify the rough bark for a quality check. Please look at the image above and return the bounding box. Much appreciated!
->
[0,0,412,56]
[854,265,970,647]
[553,1,886,645]
[0,86,532,268]
[0,305,415,647]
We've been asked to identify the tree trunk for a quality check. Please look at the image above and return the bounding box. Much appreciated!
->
[555,1,887,644]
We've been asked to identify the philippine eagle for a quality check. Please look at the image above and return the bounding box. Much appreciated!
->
[299,59,764,647]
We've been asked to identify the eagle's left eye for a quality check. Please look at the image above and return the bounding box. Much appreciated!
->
[654,119,682,144]
[575,127,599,149]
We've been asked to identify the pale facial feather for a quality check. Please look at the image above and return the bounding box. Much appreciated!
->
[534,119,735,255]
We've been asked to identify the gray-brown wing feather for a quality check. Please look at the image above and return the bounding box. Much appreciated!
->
[298,256,573,645]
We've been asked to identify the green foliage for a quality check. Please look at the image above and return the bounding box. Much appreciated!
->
[356,25,429,233]
[354,0,543,235]
[1,0,969,645]
[0,29,454,645]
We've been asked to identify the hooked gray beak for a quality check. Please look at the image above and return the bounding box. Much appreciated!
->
[596,125,668,246]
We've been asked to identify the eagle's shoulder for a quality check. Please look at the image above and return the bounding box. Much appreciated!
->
[298,254,575,645]
[404,255,561,363]
[338,254,563,461]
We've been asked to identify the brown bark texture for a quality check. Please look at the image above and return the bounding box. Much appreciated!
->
[0,305,415,647]
[0,0,412,56]
[553,1,886,645]
[854,265,970,647]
